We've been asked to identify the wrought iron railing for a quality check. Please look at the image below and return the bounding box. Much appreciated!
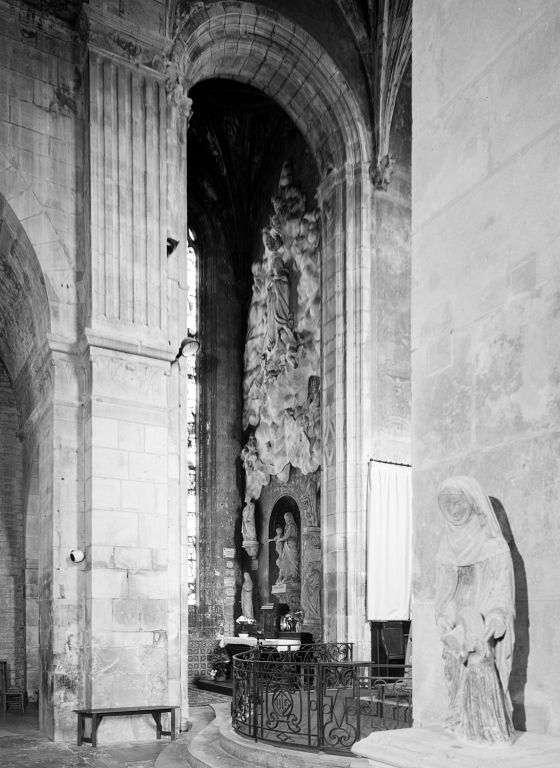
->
[232,643,412,754]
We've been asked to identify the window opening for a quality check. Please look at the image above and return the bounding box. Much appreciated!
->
[185,231,199,606]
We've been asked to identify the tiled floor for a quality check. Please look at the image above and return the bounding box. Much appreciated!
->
[0,688,230,768]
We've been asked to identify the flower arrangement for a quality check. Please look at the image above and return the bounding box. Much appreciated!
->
[280,609,305,632]
[209,648,230,679]
[236,614,256,637]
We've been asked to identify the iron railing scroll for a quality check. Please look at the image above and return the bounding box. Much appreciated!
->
[232,642,412,754]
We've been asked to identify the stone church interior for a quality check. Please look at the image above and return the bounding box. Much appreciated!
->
[1,0,560,765]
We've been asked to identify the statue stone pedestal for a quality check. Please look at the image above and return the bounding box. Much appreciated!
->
[352,727,560,768]
[271,580,301,614]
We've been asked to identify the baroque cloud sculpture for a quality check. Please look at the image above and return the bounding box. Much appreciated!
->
[240,162,321,561]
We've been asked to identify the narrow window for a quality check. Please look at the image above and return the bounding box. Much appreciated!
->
[186,228,199,606]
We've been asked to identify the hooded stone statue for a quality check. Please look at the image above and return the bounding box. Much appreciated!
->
[435,476,515,744]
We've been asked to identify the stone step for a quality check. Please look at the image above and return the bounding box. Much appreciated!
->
[212,703,368,768]
[184,719,235,768]
[174,702,369,768]
[155,706,216,768]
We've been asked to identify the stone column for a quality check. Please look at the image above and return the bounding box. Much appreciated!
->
[24,346,85,741]
[78,7,190,737]
[319,162,374,658]
[49,350,86,739]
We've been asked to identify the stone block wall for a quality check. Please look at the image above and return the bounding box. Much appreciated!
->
[0,0,191,739]
[84,348,181,728]
[371,65,411,466]
[412,0,560,735]
[0,6,83,730]
[0,4,82,341]
[0,360,24,691]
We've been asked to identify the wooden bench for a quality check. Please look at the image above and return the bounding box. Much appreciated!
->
[74,705,177,747]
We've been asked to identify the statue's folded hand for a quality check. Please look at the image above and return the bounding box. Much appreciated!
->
[483,615,506,642]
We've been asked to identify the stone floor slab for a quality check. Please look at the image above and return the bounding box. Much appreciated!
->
[0,708,158,767]
[352,726,560,767]
[0,690,231,768]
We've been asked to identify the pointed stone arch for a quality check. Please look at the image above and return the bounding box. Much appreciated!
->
[0,193,51,423]
[172,1,378,654]
[0,193,56,732]
[171,1,372,175]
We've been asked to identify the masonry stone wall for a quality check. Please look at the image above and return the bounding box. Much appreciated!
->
[0,0,191,739]
[412,0,560,736]
[0,359,24,692]
[0,8,82,730]
[23,446,40,702]
[0,5,82,340]
[371,65,411,466]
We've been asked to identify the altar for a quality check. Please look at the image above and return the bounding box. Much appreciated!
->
[218,634,312,652]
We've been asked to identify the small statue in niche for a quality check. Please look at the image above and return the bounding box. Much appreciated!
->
[268,524,286,583]
[435,476,515,745]
[241,499,259,561]
[242,500,257,541]
[240,571,255,622]
[303,561,322,622]
[276,511,300,583]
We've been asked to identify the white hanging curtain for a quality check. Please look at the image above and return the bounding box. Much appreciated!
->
[366,460,412,621]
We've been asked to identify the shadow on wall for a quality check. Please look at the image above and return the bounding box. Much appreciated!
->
[491,496,529,732]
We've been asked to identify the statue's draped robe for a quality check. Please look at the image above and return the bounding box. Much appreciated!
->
[435,476,515,744]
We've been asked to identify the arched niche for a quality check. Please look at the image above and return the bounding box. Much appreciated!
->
[257,471,321,638]
[268,495,301,596]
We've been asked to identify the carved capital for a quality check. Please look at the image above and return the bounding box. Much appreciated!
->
[165,60,192,141]
[338,0,411,190]
[79,7,171,75]
[89,348,169,406]
[371,153,396,191]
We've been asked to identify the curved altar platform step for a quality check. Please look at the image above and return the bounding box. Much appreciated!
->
[158,702,369,768]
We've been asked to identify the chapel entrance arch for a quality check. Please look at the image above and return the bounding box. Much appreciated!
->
[186,76,321,641]
[176,0,375,653]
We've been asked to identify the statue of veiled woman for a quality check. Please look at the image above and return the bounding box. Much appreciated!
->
[277,511,300,583]
[435,476,515,745]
